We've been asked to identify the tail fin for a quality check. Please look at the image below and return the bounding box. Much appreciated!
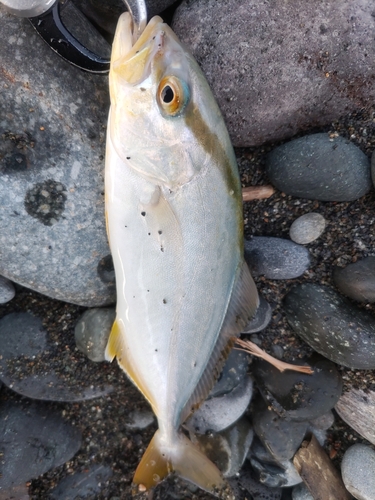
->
[133,430,233,498]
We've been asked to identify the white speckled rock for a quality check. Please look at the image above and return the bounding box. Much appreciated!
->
[341,444,375,500]
[289,213,326,244]
[0,275,15,304]
[0,7,115,307]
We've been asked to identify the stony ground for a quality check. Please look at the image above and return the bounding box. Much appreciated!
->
[1,107,375,499]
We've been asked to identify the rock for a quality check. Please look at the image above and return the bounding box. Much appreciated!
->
[185,376,253,434]
[75,307,115,362]
[308,411,335,446]
[209,349,250,399]
[289,213,326,244]
[125,410,154,430]
[250,437,302,488]
[173,1,375,147]
[0,399,82,489]
[193,417,254,478]
[235,466,282,500]
[0,312,113,401]
[292,483,314,500]
[252,355,342,421]
[0,7,115,307]
[244,237,310,280]
[266,134,371,201]
[0,485,29,500]
[341,444,375,500]
[335,388,375,446]
[242,295,272,334]
[49,464,113,500]
[0,275,15,304]
[250,456,302,488]
[251,398,308,463]
[284,284,375,369]
[333,257,375,303]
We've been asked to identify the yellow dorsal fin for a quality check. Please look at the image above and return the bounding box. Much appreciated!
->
[105,320,156,412]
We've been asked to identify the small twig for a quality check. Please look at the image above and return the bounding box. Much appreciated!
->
[242,185,275,201]
[235,338,314,374]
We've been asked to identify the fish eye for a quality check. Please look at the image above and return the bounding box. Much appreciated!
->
[157,76,189,117]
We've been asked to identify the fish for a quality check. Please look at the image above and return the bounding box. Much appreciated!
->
[104,12,259,497]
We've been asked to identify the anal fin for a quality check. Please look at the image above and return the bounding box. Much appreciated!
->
[105,319,156,412]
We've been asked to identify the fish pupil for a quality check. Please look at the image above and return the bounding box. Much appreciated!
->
[162,85,174,104]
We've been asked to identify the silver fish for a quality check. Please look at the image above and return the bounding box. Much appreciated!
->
[105,13,259,497]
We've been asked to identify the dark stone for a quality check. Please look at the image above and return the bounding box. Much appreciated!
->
[0,399,82,489]
[97,254,115,284]
[266,134,371,201]
[251,397,308,463]
[209,348,250,399]
[49,464,113,500]
[252,355,342,421]
[245,237,311,280]
[173,1,375,147]
[0,312,113,401]
[234,465,282,500]
[24,180,67,226]
[284,284,375,369]
[333,257,375,303]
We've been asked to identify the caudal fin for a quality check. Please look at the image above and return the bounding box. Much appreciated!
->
[133,430,233,499]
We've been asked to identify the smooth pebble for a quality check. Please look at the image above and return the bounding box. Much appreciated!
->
[245,237,310,280]
[75,308,115,362]
[0,275,15,304]
[209,349,250,399]
[341,444,375,500]
[333,257,375,303]
[289,213,326,244]
[125,410,155,430]
[242,295,272,334]
[292,483,314,500]
[50,465,113,500]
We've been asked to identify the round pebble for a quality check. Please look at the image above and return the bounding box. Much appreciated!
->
[292,483,314,500]
[75,307,115,362]
[50,464,113,500]
[125,410,155,430]
[245,237,311,280]
[266,133,371,201]
[333,257,375,303]
[209,348,250,399]
[242,295,272,334]
[341,444,375,500]
[284,284,375,369]
[289,213,326,244]
[0,276,15,304]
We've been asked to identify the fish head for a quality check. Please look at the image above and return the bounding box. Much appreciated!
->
[108,13,234,190]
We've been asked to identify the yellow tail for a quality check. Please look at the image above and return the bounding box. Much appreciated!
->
[133,430,233,498]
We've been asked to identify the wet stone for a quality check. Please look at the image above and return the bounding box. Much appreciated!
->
[49,464,113,500]
[341,444,375,500]
[252,355,342,421]
[244,237,311,280]
[242,295,272,334]
[75,307,115,362]
[292,483,314,500]
[335,388,375,446]
[0,275,15,304]
[284,284,375,369]
[185,375,253,434]
[193,417,254,478]
[234,466,282,500]
[266,133,371,201]
[0,399,82,489]
[0,312,113,401]
[333,256,375,303]
[208,348,250,399]
[251,397,308,463]
[289,213,326,245]
[0,485,29,500]
[0,8,115,306]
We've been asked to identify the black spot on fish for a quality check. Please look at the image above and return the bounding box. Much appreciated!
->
[126,156,131,160]
[163,299,167,304]
[158,230,162,235]
[160,246,164,252]
[141,211,146,216]
[24,179,67,226]
[140,87,146,92]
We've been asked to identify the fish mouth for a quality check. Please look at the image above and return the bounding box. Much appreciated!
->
[111,14,166,85]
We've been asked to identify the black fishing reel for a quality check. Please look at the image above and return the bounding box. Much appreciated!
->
[0,0,147,73]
